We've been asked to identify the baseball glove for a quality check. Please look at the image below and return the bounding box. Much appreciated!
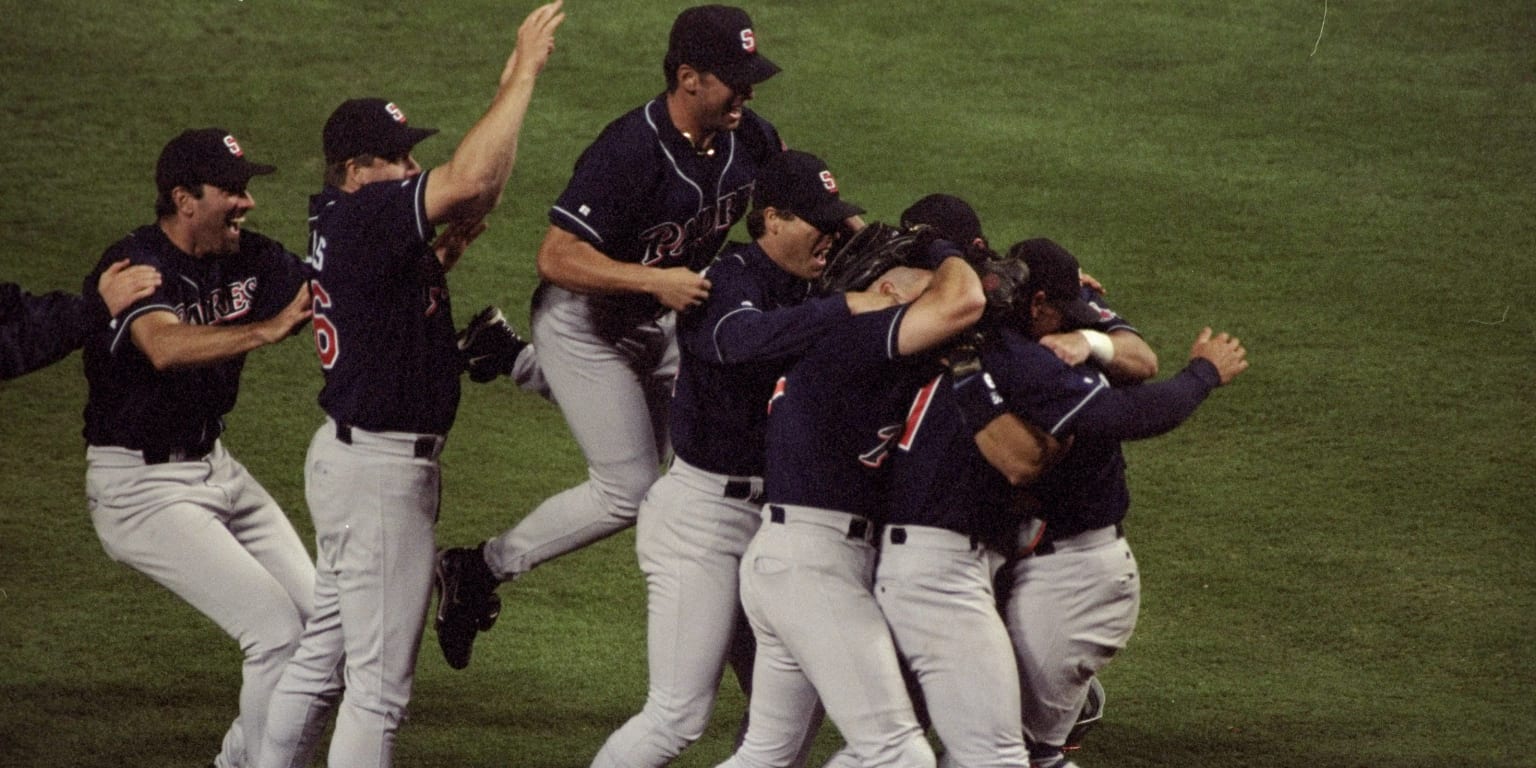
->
[457,306,527,383]
[814,222,916,293]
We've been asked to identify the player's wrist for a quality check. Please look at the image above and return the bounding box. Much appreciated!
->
[1080,329,1114,365]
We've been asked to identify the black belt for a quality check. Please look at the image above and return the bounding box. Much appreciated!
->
[143,443,215,465]
[768,505,875,542]
[724,479,765,504]
[336,421,439,460]
[1031,522,1124,557]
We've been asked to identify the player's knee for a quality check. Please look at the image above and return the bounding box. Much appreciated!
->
[590,473,654,520]
[239,604,304,663]
[645,700,711,750]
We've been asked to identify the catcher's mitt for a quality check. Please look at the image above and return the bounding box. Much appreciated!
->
[457,306,527,383]
[814,222,918,293]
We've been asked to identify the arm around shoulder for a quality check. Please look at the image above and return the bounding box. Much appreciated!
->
[895,256,985,356]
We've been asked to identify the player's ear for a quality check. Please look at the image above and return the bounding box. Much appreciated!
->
[172,185,197,216]
[676,63,702,93]
[344,158,367,189]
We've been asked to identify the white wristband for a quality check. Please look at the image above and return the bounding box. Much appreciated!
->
[1080,329,1115,365]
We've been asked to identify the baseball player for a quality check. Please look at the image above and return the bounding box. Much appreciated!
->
[591,149,882,768]
[962,238,1248,768]
[435,4,787,670]
[715,239,984,768]
[80,127,316,768]
[875,272,1043,765]
[254,7,565,768]
[1,263,160,380]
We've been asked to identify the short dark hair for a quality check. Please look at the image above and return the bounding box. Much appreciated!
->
[664,52,684,91]
[324,154,384,188]
[155,183,205,218]
[746,207,767,239]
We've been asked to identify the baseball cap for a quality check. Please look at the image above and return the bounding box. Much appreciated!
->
[901,193,985,247]
[668,5,780,89]
[1006,238,1102,329]
[752,150,865,234]
[322,98,439,164]
[155,128,275,195]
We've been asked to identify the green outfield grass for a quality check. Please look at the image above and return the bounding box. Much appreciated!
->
[2,1,1532,766]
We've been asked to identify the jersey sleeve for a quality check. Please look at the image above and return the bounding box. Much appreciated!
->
[684,255,849,364]
[1066,359,1222,441]
[1082,287,1139,335]
[0,283,103,380]
[97,244,178,356]
[984,329,1110,437]
[548,121,650,250]
[350,172,435,272]
[242,234,309,323]
[800,303,910,370]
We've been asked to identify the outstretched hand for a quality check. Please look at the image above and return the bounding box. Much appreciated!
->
[257,283,314,344]
[501,0,566,86]
[1188,327,1249,385]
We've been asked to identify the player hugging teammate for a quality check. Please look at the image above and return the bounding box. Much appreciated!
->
[45,5,1257,767]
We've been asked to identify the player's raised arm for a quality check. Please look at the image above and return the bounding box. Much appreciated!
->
[424,1,565,224]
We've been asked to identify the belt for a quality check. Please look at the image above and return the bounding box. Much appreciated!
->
[723,479,765,505]
[335,421,444,460]
[671,456,764,505]
[767,504,879,544]
[1025,523,1124,558]
[142,442,215,465]
[883,525,981,552]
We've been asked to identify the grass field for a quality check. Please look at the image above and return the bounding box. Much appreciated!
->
[2,1,1533,766]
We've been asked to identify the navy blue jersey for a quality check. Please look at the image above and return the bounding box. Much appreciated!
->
[1082,287,1136,335]
[80,225,306,451]
[672,242,850,476]
[764,305,939,520]
[307,172,460,435]
[888,328,1108,547]
[982,313,1220,541]
[548,97,783,321]
[1,283,109,380]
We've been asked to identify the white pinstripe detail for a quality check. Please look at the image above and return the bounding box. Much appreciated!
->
[1048,372,1111,436]
[551,206,604,243]
[411,171,428,240]
[884,304,911,359]
[643,100,705,210]
[109,304,177,354]
[711,305,762,362]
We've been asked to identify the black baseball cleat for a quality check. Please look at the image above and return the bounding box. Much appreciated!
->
[434,543,502,670]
